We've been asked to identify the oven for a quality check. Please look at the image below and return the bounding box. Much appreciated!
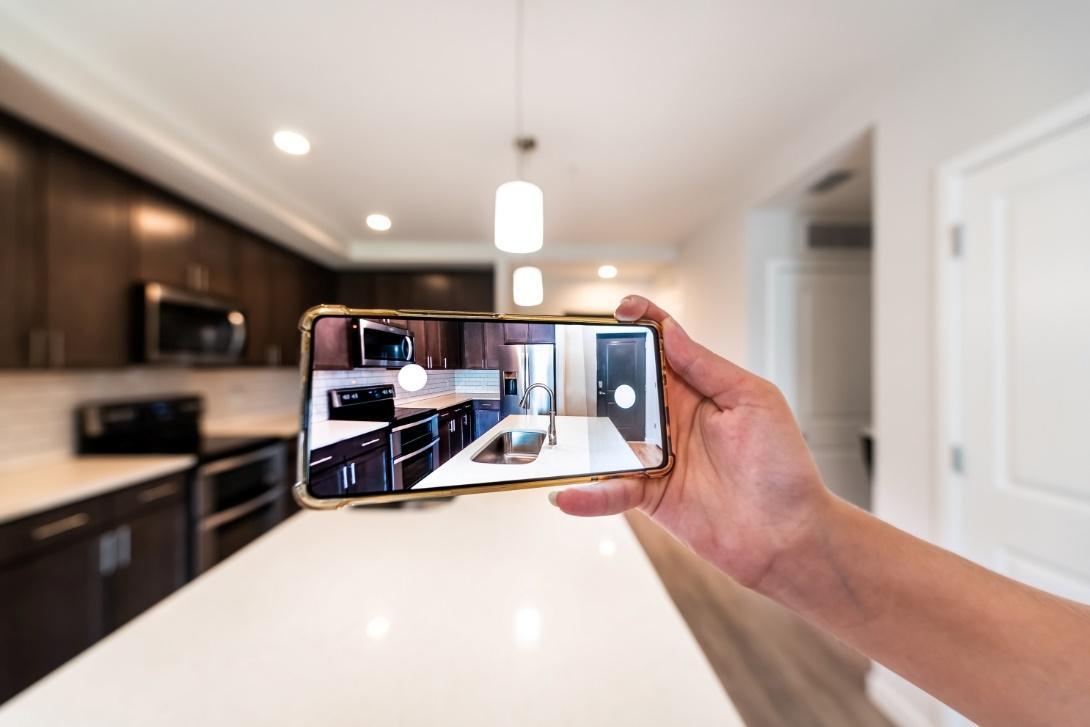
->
[194,443,285,573]
[351,319,414,368]
[390,414,439,490]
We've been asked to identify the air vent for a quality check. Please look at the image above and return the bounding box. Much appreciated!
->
[808,169,853,194]
[807,223,872,249]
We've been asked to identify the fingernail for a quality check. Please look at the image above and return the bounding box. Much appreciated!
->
[548,491,559,506]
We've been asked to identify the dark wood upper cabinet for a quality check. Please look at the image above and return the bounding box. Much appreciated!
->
[0,118,44,368]
[193,213,239,299]
[337,270,494,312]
[504,323,529,344]
[235,231,275,365]
[462,321,485,369]
[483,322,503,368]
[43,145,133,368]
[312,316,351,370]
[529,323,555,344]
[131,188,195,289]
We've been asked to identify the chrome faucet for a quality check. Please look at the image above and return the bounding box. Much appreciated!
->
[519,383,557,445]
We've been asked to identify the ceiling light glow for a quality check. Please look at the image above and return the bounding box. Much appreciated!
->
[366,213,392,232]
[513,266,544,307]
[597,264,618,279]
[273,130,310,156]
[495,181,544,253]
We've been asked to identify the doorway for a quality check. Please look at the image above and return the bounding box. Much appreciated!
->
[596,332,646,441]
[748,131,874,509]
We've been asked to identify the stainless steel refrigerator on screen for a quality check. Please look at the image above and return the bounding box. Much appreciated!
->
[500,344,556,416]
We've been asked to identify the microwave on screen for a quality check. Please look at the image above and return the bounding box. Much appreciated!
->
[350,318,414,368]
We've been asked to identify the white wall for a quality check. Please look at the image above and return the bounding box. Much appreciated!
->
[675,2,1090,724]
[502,266,682,320]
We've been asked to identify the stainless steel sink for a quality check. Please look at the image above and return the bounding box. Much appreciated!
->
[471,430,546,464]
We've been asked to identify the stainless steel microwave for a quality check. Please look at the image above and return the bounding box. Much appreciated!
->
[134,283,247,364]
[351,318,414,368]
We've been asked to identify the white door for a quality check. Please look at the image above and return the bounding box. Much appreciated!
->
[767,258,872,508]
[958,117,1090,604]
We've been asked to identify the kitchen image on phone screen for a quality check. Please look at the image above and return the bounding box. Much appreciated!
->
[303,315,668,500]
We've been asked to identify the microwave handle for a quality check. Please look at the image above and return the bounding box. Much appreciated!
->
[405,335,414,363]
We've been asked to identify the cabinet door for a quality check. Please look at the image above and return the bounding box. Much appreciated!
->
[405,319,428,365]
[312,316,351,370]
[108,501,186,631]
[44,145,132,367]
[459,406,475,449]
[235,232,276,365]
[438,411,453,463]
[504,323,529,344]
[423,320,442,369]
[0,119,44,368]
[194,213,238,298]
[272,249,305,367]
[441,321,462,369]
[474,408,501,439]
[0,537,104,701]
[131,188,196,289]
[483,322,504,369]
[528,323,555,344]
[461,322,484,369]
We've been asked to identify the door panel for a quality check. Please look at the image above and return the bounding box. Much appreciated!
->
[108,503,186,631]
[767,259,871,508]
[596,334,646,441]
[131,188,195,289]
[959,118,1090,603]
[0,118,43,368]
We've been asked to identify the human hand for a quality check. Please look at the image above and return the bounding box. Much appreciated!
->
[551,295,834,590]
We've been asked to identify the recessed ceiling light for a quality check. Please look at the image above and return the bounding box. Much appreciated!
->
[598,264,618,279]
[273,130,310,156]
[366,213,392,232]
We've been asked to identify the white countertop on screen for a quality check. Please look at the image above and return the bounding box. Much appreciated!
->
[413,415,643,491]
[0,488,741,726]
[400,392,500,410]
[0,456,197,525]
[307,420,388,451]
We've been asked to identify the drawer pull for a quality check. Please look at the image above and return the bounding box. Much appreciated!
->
[137,482,178,504]
[32,512,90,541]
[360,438,382,447]
[310,455,334,467]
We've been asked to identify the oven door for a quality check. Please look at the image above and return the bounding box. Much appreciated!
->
[139,283,246,365]
[198,488,284,573]
[392,438,440,490]
[355,319,413,368]
[390,414,439,457]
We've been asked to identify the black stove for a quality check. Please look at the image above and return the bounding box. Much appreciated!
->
[328,385,437,426]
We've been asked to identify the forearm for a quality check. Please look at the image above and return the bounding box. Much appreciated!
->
[753,496,1090,725]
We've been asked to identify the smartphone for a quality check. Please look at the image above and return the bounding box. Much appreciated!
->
[293,306,672,508]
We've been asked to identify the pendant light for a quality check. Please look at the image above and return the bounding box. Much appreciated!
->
[512,266,544,307]
[495,0,543,254]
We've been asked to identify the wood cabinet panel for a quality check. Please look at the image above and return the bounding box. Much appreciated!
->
[194,213,238,298]
[235,232,276,365]
[0,118,44,368]
[483,322,503,368]
[529,323,555,344]
[131,188,195,289]
[462,321,485,369]
[504,323,529,344]
[312,316,351,370]
[43,145,132,367]
[108,499,186,631]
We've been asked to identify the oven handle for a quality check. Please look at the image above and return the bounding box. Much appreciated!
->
[392,437,440,465]
[391,414,438,433]
[200,487,283,531]
[199,443,285,477]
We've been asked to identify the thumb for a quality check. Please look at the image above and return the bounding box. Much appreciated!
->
[549,479,646,517]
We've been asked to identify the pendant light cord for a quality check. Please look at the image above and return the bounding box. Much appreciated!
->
[514,0,525,179]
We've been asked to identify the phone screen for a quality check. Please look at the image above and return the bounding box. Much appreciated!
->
[300,313,669,503]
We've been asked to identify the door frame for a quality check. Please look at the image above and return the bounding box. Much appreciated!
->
[935,91,1090,559]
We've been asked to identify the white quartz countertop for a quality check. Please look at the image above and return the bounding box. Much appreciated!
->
[0,489,741,726]
[414,415,643,491]
[400,392,500,410]
[0,456,197,525]
[308,420,388,452]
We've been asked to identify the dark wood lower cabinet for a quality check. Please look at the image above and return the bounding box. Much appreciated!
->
[0,473,188,703]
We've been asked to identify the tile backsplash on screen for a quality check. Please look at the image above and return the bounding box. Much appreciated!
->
[309,369,500,423]
[0,368,299,470]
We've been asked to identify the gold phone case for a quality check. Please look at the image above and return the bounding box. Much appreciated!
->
[292,306,674,509]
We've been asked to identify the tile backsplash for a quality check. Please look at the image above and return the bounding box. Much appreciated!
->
[0,368,299,470]
[309,368,500,423]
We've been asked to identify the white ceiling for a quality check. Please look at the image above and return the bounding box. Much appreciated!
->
[0,0,981,267]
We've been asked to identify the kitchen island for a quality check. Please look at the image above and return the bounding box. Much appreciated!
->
[0,488,742,726]
[413,414,645,491]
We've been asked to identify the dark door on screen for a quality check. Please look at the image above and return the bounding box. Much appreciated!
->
[596,333,646,441]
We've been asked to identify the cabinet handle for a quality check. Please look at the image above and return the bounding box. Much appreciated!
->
[98,530,118,576]
[349,461,357,485]
[360,438,382,447]
[137,482,178,504]
[310,455,334,467]
[48,330,65,367]
[32,512,90,541]
[443,356,447,368]
[116,525,132,569]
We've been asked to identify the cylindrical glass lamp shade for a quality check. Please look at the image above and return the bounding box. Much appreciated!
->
[512,266,544,307]
[494,180,543,253]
